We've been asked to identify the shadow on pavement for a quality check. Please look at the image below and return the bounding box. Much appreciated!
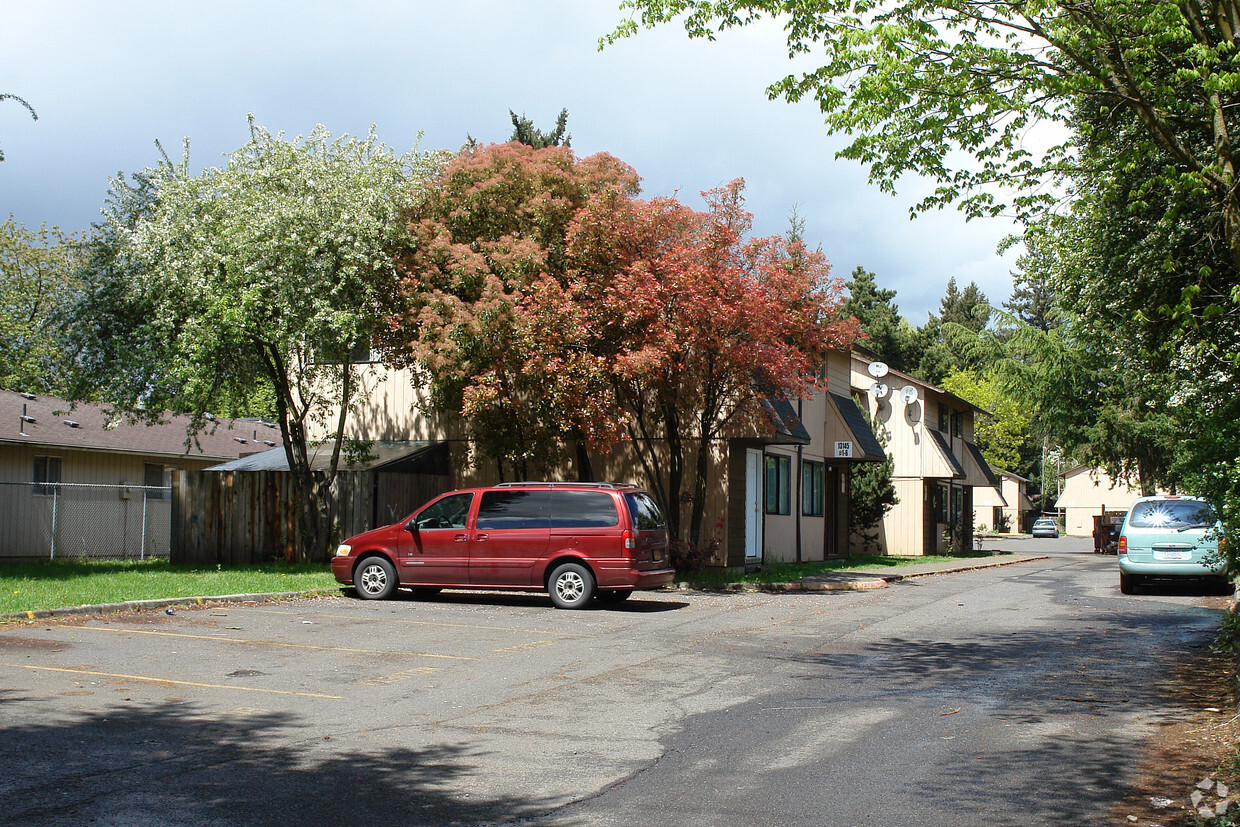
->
[0,701,556,827]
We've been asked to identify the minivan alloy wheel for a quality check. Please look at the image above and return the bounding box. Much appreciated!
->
[356,557,397,600]
[549,562,595,609]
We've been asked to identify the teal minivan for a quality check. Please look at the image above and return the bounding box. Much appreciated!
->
[1118,495,1229,594]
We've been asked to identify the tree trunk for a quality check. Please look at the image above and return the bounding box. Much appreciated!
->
[575,440,594,482]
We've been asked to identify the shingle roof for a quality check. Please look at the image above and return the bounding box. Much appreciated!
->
[0,389,282,461]
[208,440,441,472]
[829,392,886,462]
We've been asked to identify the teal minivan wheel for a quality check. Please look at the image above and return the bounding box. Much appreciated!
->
[1119,572,1138,595]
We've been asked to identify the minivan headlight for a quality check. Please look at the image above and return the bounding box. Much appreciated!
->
[335,544,352,557]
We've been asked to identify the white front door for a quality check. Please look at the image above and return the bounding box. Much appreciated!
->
[745,449,763,562]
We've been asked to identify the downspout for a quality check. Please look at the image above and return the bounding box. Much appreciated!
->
[795,399,803,563]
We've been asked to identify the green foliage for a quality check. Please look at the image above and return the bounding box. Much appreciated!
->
[939,368,1032,474]
[0,217,82,395]
[608,0,1240,274]
[70,119,443,558]
[509,108,571,148]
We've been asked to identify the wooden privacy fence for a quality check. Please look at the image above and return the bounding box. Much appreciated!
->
[172,469,450,565]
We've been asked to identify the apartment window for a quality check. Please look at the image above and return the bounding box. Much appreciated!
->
[144,463,171,500]
[765,455,791,515]
[802,460,825,517]
[951,411,963,438]
[938,403,949,432]
[33,456,61,496]
[930,484,948,524]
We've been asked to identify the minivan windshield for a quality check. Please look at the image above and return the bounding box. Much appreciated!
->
[625,492,666,530]
[1128,499,1217,529]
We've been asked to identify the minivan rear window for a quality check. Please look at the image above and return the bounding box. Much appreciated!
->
[625,492,667,530]
[1128,499,1217,529]
[476,490,550,530]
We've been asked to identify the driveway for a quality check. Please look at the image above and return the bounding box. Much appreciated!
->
[0,536,1227,825]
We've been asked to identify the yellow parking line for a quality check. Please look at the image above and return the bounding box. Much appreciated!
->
[493,640,557,652]
[2,663,342,699]
[75,626,479,661]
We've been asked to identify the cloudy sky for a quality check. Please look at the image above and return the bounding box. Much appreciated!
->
[1,0,1025,322]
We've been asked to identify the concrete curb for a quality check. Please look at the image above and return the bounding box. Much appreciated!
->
[671,577,890,593]
[675,554,1050,594]
[873,554,1051,582]
[1,588,340,622]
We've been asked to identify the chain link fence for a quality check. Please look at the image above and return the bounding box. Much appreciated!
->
[0,481,172,560]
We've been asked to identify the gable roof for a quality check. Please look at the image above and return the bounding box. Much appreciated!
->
[0,390,282,462]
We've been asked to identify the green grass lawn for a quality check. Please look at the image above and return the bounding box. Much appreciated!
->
[0,551,993,615]
[676,552,993,585]
[0,559,338,615]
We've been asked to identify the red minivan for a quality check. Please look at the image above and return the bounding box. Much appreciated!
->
[331,482,674,609]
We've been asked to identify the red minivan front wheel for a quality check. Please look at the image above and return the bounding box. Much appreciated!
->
[355,556,398,600]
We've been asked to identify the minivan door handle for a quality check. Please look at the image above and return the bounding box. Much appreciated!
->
[474,533,488,542]
[455,533,469,543]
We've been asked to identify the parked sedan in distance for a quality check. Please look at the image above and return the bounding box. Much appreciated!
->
[1031,516,1059,538]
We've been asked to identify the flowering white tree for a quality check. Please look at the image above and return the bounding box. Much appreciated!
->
[74,119,443,558]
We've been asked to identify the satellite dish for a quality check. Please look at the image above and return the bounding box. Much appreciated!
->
[900,385,919,404]
[868,382,890,399]
[867,361,890,379]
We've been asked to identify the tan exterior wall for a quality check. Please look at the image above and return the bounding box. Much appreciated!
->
[851,354,989,556]
[973,475,1029,533]
[326,351,863,569]
[1055,467,1150,537]
[315,364,464,443]
[0,444,222,559]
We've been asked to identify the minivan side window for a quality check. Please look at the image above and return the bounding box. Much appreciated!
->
[625,492,667,530]
[548,490,619,528]
[476,490,550,530]
[413,492,474,530]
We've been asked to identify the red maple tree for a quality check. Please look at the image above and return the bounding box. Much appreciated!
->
[394,145,859,548]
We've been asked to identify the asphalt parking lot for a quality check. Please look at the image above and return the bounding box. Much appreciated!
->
[1,539,1226,826]
[0,588,713,826]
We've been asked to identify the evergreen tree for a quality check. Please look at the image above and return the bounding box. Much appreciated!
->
[509,108,571,148]
[841,266,918,372]
[849,408,898,552]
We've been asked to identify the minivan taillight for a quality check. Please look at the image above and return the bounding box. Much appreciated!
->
[622,529,635,552]
[1117,535,1127,555]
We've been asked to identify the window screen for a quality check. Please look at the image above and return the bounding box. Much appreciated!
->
[802,460,825,517]
[33,456,61,496]
[765,455,791,515]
